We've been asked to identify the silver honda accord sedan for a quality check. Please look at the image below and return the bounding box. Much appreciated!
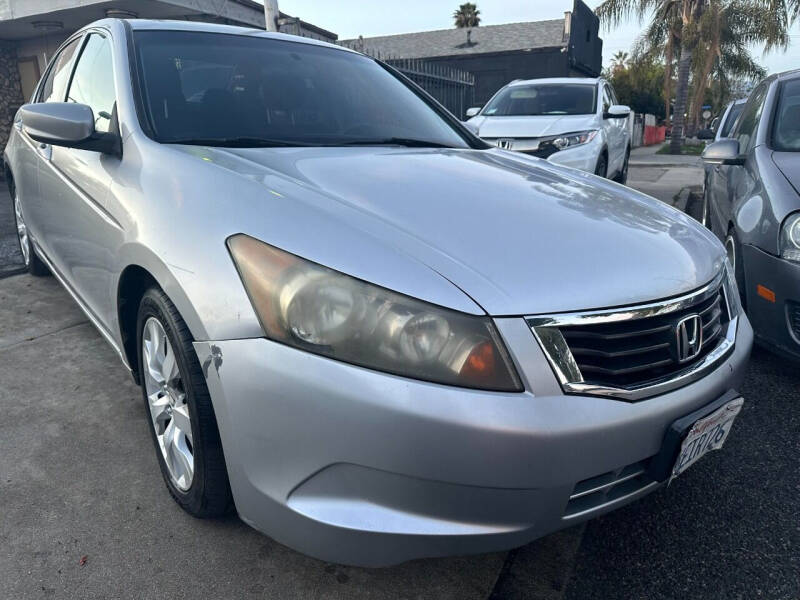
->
[4,19,752,566]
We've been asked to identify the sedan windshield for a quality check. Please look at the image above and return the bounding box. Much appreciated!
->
[482,84,597,117]
[132,31,470,148]
[772,79,800,152]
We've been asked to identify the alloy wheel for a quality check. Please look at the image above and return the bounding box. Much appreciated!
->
[13,189,30,266]
[142,317,194,491]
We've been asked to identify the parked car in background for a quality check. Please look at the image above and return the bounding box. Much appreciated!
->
[703,70,800,360]
[701,98,748,223]
[464,78,631,182]
[6,19,751,567]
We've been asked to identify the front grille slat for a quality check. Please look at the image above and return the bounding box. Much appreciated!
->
[557,284,730,389]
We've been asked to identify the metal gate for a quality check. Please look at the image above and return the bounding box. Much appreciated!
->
[341,45,475,120]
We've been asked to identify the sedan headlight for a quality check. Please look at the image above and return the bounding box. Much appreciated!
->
[551,130,598,151]
[780,212,800,263]
[228,235,522,391]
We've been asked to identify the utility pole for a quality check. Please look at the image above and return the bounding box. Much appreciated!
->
[263,0,279,32]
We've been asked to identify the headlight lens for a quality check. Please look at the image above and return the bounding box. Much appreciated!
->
[228,235,522,391]
[780,212,800,263]
[551,130,598,151]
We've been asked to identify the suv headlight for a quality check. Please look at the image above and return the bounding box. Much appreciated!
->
[780,212,800,263]
[551,130,598,151]
[228,235,522,391]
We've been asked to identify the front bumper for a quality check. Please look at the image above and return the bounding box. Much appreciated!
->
[195,315,752,566]
[742,244,800,360]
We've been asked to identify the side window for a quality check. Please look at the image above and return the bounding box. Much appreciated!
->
[38,38,81,103]
[607,85,619,105]
[734,84,769,153]
[602,86,613,113]
[66,33,116,133]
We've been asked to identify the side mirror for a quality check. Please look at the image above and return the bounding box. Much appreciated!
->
[465,107,482,118]
[19,102,121,156]
[604,104,631,119]
[702,139,745,166]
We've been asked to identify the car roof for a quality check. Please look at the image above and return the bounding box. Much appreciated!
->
[507,77,600,87]
[86,18,352,53]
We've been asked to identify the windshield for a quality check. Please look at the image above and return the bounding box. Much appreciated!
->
[482,84,597,117]
[719,102,744,138]
[132,31,470,148]
[772,79,800,152]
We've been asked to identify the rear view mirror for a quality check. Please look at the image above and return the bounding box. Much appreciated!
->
[604,104,631,119]
[702,139,745,166]
[465,107,481,118]
[19,102,120,156]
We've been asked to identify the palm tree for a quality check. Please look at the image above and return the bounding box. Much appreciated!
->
[453,3,481,28]
[598,0,792,153]
[611,50,630,72]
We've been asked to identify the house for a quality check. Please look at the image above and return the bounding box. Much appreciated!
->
[0,0,336,149]
[342,0,603,108]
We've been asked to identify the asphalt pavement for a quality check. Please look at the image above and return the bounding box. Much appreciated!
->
[1,160,797,599]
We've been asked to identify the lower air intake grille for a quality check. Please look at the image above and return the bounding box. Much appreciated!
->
[564,459,657,519]
[789,302,800,341]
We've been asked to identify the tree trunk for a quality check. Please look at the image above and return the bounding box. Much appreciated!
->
[664,35,674,125]
[670,45,693,154]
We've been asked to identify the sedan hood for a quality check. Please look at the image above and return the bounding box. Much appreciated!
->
[185,146,724,316]
[469,115,597,139]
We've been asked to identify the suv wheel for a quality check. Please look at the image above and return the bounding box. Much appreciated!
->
[594,152,608,178]
[614,148,630,185]
[137,287,232,517]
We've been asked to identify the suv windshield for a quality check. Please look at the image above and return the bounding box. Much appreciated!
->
[719,102,744,138]
[772,79,800,152]
[132,31,470,148]
[482,84,597,117]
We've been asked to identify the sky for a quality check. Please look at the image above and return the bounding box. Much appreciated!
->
[270,0,800,76]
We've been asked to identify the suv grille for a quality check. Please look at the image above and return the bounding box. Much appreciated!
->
[561,288,728,389]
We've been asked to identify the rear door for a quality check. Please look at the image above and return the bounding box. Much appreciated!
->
[37,30,123,330]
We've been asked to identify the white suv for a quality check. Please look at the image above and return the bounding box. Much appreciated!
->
[465,78,631,183]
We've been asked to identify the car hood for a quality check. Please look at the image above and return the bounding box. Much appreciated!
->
[181,146,724,316]
[468,115,597,139]
[772,151,800,196]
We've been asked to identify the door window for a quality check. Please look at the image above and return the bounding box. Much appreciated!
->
[38,38,81,103]
[733,83,769,153]
[602,85,613,113]
[66,33,117,133]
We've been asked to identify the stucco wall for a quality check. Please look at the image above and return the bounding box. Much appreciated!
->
[0,40,24,151]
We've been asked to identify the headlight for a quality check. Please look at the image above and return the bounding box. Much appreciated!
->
[551,130,598,151]
[780,212,800,263]
[228,235,522,392]
[724,259,742,318]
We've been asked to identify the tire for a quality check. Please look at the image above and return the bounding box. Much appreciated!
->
[136,286,232,517]
[594,151,608,178]
[725,229,747,311]
[613,147,630,185]
[10,179,49,276]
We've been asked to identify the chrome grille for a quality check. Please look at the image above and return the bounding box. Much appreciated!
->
[562,289,726,388]
[528,271,738,401]
[564,459,657,519]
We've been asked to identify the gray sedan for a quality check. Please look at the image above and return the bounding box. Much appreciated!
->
[703,70,800,361]
[4,19,751,566]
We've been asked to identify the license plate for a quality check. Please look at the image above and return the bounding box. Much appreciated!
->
[671,397,744,481]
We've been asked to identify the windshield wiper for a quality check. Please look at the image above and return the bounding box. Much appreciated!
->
[332,137,456,148]
[167,137,312,148]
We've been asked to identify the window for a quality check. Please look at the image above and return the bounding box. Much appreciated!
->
[66,33,117,133]
[482,84,597,117]
[133,31,470,148]
[719,102,744,139]
[38,38,80,103]
[733,83,769,153]
[770,79,800,152]
[602,85,614,113]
